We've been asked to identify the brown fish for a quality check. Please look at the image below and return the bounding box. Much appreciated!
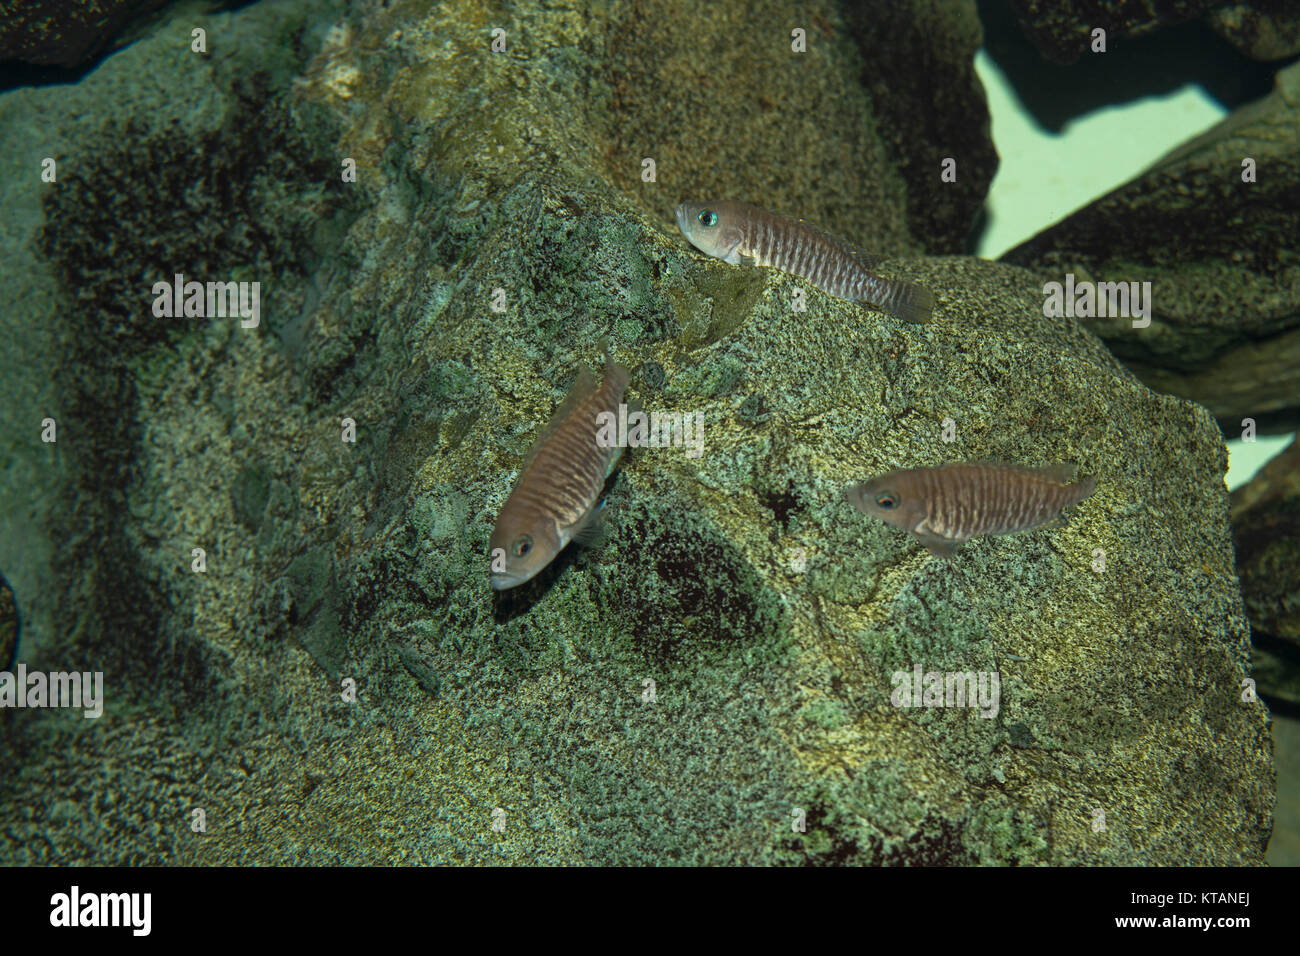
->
[674,200,934,322]
[489,349,631,590]
[847,462,1098,558]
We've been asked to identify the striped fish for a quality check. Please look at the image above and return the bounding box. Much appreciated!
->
[847,462,1098,558]
[489,349,631,590]
[674,200,934,322]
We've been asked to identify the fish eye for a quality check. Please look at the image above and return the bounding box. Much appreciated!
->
[875,493,898,509]
[697,209,718,227]
[512,535,533,557]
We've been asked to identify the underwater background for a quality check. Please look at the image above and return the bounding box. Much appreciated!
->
[0,0,1295,865]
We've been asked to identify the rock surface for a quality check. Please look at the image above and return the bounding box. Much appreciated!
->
[0,0,172,68]
[1207,2,1300,60]
[1002,59,1300,432]
[608,0,995,255]
[1006,0,1300,64]
[0,0,1274,864]
[1232,437,1300,646]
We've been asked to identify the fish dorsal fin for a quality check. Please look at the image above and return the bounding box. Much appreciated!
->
[795,218,881,272]
[520,365,599,471]
[965,461,1081,484]
[1026,462,1079,484]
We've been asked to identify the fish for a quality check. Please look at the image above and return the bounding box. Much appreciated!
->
[489,348,632,590]
[674,200,935,322]
[846,462,1098,558]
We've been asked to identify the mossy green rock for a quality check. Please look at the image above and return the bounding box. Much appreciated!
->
[363,230,1272,864]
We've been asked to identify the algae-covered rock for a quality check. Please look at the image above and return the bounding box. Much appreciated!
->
[364,222,1271,864]
[1207,2,1300,60]
[0,0,1274,865]
[607,0,995,255]
[1002,58,1300,432]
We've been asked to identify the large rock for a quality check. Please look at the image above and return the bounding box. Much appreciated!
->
[0,571,16,671]
[1002,59,1300,433]
[1231,436,1300,712]
[0,0,1273,864]
[1232,436,1300,647]
[0,0,172,68]
[1006,0,1300,64]
[1207,2,1300,60]
[607,0,994,255]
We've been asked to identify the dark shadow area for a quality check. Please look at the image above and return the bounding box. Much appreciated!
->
[977,0,1292,134]
[1252,631,1300,720]
[1263,693,1300,721]
[0,61,91,90]
[0,0,262,94]
[489,543,578,623]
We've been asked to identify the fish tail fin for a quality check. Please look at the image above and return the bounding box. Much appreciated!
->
[871,277,935,323]
[1073,474,1098,503]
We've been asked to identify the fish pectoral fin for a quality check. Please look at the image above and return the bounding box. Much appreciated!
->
[917,534,960,559]
[569,500,609,548]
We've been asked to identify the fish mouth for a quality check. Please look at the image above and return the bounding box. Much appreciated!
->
[489,569,532,591]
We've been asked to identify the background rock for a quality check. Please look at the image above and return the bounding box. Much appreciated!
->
[1005,0,1300,64]
[0,0,173,69]
[1232,436,1300,647]
[1206,2,1300,60]
[1007,0,1219,64]
[1002,58,1300,433]
[606,0,995,255]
